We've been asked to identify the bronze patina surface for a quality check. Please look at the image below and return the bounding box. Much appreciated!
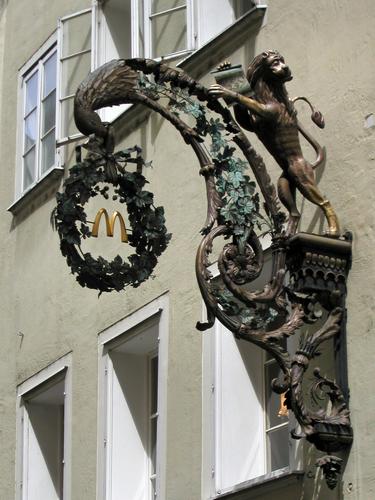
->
[60,51,353,489]
[209,50,340,237]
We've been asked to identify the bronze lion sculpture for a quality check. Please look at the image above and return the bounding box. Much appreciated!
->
[209,50,340,237]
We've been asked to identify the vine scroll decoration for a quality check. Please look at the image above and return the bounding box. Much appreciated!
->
[53,54,353,489]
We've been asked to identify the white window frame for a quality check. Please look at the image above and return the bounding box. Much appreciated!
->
[202,259,302,498]
[97,294,169,500]
[15,353,73,500]
[56,8,94,147]
[15,32,62,200]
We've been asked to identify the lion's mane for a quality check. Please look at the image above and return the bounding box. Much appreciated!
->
[246,50,294,115]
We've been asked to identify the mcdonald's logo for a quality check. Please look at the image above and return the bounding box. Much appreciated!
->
[91,208,128,243]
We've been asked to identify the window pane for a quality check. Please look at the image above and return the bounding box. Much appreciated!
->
[152,8,186,57]
[43,51,57,97]
[25,72,38,115]
[61,51,91,98]
[265,361,288,429]
[23,147,36,189]
[152,0,185,14]
[42,90,56,135]
[150,416,157,475]
[62,12,91,57]
[24,110,37,152]
[267,426,289,472]
[151,356,158,415]
[41,129,55,173]
[61,97,77,137]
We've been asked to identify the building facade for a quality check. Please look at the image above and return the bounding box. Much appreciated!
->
[0,1,374,499]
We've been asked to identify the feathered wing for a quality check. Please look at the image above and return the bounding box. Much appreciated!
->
[74,59,139,138]
[75,59,139,110]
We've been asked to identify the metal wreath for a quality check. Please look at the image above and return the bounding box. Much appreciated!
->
[71,56,353,489]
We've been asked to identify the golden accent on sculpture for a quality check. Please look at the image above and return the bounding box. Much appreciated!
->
[91,208,128,243]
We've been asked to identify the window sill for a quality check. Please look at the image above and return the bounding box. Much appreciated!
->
[8,166,64,216]
[212,469,304,499]
[153,49,194,64]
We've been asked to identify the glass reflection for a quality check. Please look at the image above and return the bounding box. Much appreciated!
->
[24,110,37,152]
[23,147,35,189]
[43,52,57,97]
[25,73,38,115]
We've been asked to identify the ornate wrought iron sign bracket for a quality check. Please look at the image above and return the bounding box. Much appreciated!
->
[53,52,353,489]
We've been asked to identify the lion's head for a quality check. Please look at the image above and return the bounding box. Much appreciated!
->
[246,50,293,90]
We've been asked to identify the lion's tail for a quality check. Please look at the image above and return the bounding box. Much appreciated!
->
[293,96,326,170]
[297,121,326,170]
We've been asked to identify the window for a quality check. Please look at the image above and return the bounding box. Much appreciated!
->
[208,322,290,494]
[147,0,191,58]
[93,0,257,122]
[16,354,72,500]
[95,0,136,65]
[202,257,293,497]
[19,42,57,193]
[14,1,259,199]
[264,350,289,472]
[96,0,254,63]
[57,9,93,143]
[97,295,168,500]
[96,0,193,64]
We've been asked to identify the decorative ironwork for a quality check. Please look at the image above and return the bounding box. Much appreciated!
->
[58,51,353,488]
[52,147,171,293]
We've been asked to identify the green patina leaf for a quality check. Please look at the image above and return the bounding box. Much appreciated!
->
[227,171,244,188]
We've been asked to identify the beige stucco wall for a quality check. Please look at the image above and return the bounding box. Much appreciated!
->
[0,1,374,499]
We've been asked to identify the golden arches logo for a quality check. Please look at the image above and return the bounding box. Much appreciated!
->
[91,208,128,243]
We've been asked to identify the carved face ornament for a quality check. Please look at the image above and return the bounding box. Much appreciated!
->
[246,50,293,89]
[267,54,293,82]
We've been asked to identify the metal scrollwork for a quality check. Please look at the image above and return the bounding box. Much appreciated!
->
[68,51,353,489]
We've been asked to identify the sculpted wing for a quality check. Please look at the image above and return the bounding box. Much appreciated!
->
[74,59,139,138]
